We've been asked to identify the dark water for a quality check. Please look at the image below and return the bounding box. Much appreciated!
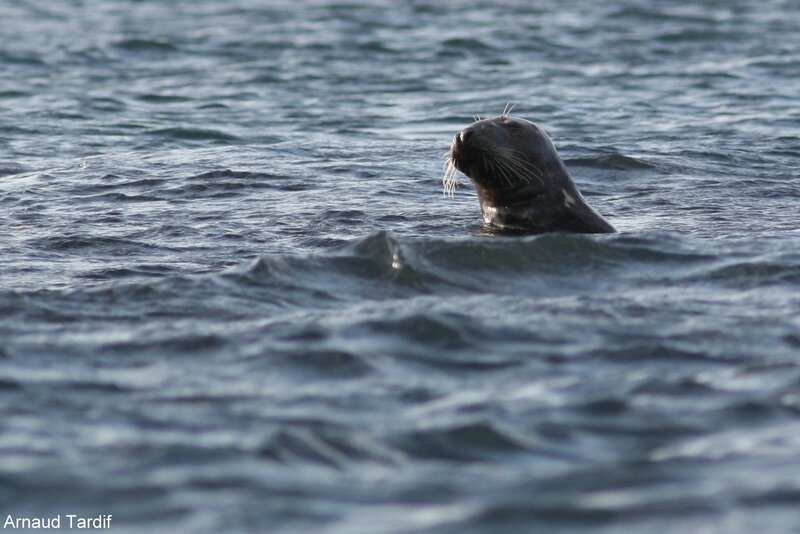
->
[2,1,800,532]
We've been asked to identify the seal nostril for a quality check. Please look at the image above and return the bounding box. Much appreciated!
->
[460,129,475,144]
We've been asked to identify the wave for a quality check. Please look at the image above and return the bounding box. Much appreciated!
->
[7,231,800,313]
[113,38,180,53]
[565,154,657,171]
[148,128,239,142]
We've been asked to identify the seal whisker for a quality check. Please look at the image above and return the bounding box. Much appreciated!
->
[497,158,530,186]
[495,147,543,172]
[500,166,515,187]
[493,148,545,184]
[482,155,490,174]
[491,159,512,187]
[497,159,531,185]
[483,155,499,183]
[501,103,517,118]
[490,157,514,188]
[490,151,544,186]
[443,155,462,197]
[487,155,515,187]
[503,156,544,181]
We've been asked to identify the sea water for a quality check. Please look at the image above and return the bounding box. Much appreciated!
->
[2,1,800,532]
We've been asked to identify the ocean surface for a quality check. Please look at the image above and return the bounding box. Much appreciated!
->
[2,0,800,532]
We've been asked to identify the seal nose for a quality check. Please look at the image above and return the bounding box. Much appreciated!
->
[459,129,475,145]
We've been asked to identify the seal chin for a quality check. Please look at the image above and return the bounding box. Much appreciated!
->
[443,115,616,234]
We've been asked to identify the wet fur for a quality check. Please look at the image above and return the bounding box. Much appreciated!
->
[444,115,615,234]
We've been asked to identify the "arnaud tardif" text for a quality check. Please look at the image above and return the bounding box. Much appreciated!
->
[4,514,112,529]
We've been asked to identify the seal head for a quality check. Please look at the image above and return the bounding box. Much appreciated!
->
[444,116,615,234]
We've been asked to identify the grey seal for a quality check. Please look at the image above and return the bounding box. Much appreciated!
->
[443,115,615,234]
